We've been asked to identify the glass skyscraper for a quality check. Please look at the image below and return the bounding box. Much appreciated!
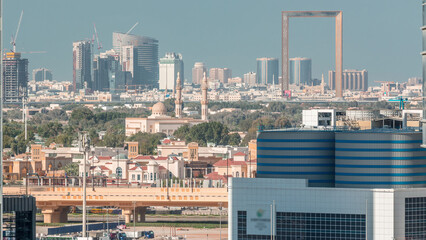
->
[112,32,159,89]
[289,57,312,85]
[256,57,279,85]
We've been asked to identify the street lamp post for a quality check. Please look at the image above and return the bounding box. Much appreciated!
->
[219,202,222,240]
[116,150,119,187]
[79,132,90,238]
[133,201,136,239]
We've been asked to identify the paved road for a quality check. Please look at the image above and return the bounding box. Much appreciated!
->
[36,214,228,224]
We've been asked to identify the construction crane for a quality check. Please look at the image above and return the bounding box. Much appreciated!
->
[388,96,409,110]
[125,22,139,35]
[117,22,139,61]
[11,10,23,52]
[93,23,102,51]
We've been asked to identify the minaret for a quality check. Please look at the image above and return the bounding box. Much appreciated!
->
[201,72,208,121]
[175,72,183,118]
[321,74,325,95]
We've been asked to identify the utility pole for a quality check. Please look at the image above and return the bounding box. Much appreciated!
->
[167,157,170,200]
[116,150,119,187]
[79,132,91,238]
[0,1,3,239]
[219,202,222,240]
[133,201,136,239]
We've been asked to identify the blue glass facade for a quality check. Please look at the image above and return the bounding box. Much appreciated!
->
[257,131,426,188]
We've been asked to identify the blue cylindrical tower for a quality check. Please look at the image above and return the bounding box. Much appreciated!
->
[335,131,426,188]
[257,130,335,187]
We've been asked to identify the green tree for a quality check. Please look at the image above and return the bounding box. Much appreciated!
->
[69,107,95,130]
[228,133,242,146]
[61,163,79,176]
[174,122,234,147]
[127,132,166,155]
[37,122,63,138]
[173,124,190,140]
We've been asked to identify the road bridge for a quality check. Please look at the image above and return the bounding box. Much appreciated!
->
[4,186,228,224]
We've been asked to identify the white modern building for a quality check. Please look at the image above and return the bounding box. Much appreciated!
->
[229,177,426,240]
[192,62,206,85]
[302,109,336,128]
[243,72,257,86]
[159,53,184,90]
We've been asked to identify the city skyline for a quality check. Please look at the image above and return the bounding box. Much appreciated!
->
[4,0,422,85]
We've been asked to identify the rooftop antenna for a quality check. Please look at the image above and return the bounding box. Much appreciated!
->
[11,10,23,52]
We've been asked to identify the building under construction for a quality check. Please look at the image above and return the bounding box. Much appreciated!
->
[2,52,28,103]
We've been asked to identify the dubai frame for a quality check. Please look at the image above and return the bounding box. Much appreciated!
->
[282,11,343,98]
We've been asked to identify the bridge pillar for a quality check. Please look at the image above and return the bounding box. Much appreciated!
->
[122,208,132,224]
[136,207,146,223]
[41,206,69,223]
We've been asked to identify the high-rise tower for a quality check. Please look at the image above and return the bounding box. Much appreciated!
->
[159,53,184,90]
[192,62,206,85]
[256,57,279,85]
[3,52,28,103]
[289,57,312,85]
[73,40,92,91]
[175,72,183,118]
[112,32,159,89]
[32,68,52,82]
[201,72,208,121]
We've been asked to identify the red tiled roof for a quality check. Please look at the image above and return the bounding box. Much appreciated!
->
[204,172,231,183]
[97,156,112,160]
[234,152,246,156]
[156,157,168,160]
[134,155,155,160]
[214,160,246,167]
[99,166,110,171]
[129,166,140,171]
[163,139,171,144]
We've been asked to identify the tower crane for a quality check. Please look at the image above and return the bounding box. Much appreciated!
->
[117,22,139,61]
[388,96,409,110]
[11,10,23,52]
[93,23,102,51]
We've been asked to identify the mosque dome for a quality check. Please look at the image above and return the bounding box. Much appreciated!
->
[152,102,167,116]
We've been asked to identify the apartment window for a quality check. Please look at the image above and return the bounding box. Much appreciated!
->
[137,175,141,181]
[406,197,426,239]
[132,174,135,180]
[237,211,365,240]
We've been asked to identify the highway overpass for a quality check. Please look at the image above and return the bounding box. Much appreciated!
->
[4,186,228,223]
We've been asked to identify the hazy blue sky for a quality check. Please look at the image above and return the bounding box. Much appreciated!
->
[4,0,422,85]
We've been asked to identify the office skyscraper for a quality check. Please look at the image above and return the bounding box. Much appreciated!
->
[289,57,312,85]
[159,53,184,90]
[244,72,257,85]
[3,52,28,103]
[32,68,52,82]
[209,68,232,84]
[256,58,279,85]
[329,69,368,91]
[73,40,92,91]
[93,49,126,93]
[112,32,159,88]
[192,62,206,85]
